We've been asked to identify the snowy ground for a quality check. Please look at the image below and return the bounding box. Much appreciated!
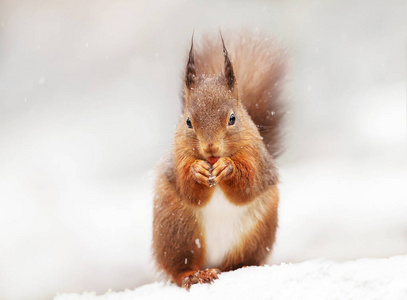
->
[56,255,407,300]
[0,0,405,300]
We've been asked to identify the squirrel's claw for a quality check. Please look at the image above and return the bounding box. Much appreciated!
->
[211,157,234,183]
[191,160,212,187]
[191,158,234,187]
[181,268,221,290]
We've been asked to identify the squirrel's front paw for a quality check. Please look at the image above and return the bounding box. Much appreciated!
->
[210,157,234,186]
[191,160,211,187]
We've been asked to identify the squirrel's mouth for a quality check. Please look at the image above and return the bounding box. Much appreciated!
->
[207,156,219,165]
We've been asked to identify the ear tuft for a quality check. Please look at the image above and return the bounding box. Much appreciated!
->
[220,32,235,90]
[185,33,196,89]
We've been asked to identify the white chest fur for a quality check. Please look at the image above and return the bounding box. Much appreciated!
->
[199,187,256,268]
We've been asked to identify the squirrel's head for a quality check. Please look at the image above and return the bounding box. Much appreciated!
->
[177,34,259,161]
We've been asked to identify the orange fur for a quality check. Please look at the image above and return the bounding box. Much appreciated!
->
[152,30,284,289]
[184,30,286,157]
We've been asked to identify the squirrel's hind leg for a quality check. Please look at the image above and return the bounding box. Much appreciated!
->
[153,182,217,290]
[221,185,279,271]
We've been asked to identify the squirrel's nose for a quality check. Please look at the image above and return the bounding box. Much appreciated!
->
[203,143,220,155]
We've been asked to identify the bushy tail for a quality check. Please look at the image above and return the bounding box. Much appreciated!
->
[193,30,286,158]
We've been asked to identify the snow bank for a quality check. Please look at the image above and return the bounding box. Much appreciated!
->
[55,255,407,300]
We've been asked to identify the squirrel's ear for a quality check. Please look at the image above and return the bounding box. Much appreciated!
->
[185,34,196,90]
[220,33,235,91]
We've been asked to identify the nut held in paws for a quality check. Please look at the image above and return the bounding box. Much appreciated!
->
[207,156,219,165]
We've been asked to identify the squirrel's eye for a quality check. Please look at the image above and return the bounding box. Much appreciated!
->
[228,113,236,126]
[186,117,193,129]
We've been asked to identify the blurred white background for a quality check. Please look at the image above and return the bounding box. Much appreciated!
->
[0,0,405,299]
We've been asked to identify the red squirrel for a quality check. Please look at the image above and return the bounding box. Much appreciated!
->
[152,31,284,289]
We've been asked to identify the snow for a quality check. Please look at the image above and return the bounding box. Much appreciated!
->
[55,255,407,300]
[195,239,201,249]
